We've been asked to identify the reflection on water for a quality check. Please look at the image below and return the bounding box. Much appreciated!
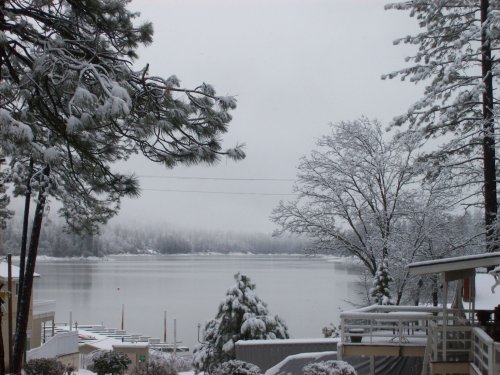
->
[33,255,362,351]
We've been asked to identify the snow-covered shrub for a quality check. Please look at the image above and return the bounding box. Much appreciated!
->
[130,353,177,375]
[167,354,192,372]
[88,350,131,375]
[322,323,340,338]
[24,358,65,375]
[65,364,76,375]
[214,359,261,375]
[131,352,192,375]
[192,273,289,373]
[303,360,357,375]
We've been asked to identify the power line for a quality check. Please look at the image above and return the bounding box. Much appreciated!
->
[141,188,297,196]
[137,175,295,182]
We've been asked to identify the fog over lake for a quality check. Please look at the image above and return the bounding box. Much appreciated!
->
[33,254,362,351]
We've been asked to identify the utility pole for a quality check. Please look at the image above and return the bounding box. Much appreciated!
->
[7,254,13,373]
[0,283,6,375]
[163,311,167,343]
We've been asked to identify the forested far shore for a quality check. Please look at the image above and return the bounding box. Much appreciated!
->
[1,220,311,257]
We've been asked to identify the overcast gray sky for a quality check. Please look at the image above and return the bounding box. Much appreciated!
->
[111,0,422,233]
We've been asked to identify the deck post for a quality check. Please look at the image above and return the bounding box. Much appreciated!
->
[340,317,345,344]
[442,274,448,361]
[121,304,124,330]
[173,318,177,355]
[163,310,167,343]
[370,355,375,375]
[488,341,494,374]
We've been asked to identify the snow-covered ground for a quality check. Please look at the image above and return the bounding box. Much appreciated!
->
[75,369,197,375]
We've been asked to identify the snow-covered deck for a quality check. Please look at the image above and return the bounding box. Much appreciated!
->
[340,305,439,345]
[338,305,440,360]
[339,253,500,374]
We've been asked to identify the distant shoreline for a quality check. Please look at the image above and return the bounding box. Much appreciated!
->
[20,253,361,264]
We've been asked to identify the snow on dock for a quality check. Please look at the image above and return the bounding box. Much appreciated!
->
[53,324,189,353]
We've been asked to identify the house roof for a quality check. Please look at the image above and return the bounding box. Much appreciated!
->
[408,252,500,276]
[0,263,40,280]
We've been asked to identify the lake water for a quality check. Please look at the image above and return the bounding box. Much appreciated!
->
[33,254,362,351]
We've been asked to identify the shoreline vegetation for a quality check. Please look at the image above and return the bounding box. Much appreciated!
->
[15,253,361,264]
[2,219,325,258]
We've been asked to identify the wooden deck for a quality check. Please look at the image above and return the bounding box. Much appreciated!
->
[340,327,428,358]
[339,304,500,374]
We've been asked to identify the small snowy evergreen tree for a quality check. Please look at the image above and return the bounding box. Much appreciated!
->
[370,260,393,305]
[192,273,289,373]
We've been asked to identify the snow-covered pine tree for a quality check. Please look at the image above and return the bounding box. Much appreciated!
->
[370,260,394,305]
[0,1,245,372]
[192,273,289,373]
[0,159,12,229]
[385,0,499,253]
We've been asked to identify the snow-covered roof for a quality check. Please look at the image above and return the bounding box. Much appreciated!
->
[265,351,338,375]
[112,343,149,349]
[236,338,338,347]
[408,253,500,276]
[0,263,39,279]
[76,328,148,351]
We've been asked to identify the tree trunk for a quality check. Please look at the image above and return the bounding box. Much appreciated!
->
[0,0,5,84]
[12,165,50,374]
[17,158,33,316]
[0,299,5,375]
[431,275,439,307]
[481,0,498,252]
[413,278,423,306]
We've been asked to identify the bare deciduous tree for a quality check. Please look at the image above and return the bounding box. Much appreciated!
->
[271,117,473,304]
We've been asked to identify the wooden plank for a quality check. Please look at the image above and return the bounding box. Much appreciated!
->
[430,361,469,374]
[341,344,425,358]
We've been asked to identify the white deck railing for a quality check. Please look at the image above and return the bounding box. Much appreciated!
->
[428,321,471,362]
[470,327,500,375]
[27,331,78,361]
[472,327,493,374]
[341,304,500,374]
[495,342,500,375]
[340,305,446,345]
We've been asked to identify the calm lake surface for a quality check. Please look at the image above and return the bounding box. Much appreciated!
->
[33,254,362,351]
